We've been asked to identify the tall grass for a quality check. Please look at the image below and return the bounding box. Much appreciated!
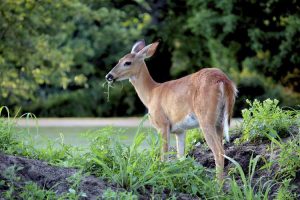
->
[225,155,274,200]
[84,126,221,198]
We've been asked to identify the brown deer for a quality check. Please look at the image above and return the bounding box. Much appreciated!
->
[105,40,237,180]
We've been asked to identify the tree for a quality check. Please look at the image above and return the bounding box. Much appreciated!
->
[0,0,148,116]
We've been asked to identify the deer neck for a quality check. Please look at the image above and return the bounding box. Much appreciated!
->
[129,61,158,107]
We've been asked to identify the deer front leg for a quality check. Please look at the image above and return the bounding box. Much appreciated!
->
[149,110,171,161]
[159,126,170,161]
[175,132,186,158]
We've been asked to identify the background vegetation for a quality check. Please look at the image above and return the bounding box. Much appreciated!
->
[1,0,300,117]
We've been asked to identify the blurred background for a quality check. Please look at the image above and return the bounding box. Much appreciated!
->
[1,0,300,118]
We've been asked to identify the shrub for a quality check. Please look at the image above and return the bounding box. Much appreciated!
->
[239,99,298,143]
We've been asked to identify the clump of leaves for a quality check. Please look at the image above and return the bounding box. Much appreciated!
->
[277,135,300,180]
[274,179,297,200]
[102,189,138,200]
[239,99,297,143]
[185,128,205,153]
[20,182,56,200]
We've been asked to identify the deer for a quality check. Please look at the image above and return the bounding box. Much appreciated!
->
[105,40,237,181]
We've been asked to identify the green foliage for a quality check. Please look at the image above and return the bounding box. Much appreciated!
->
[0,0,148,117]
[102,189,138,200]
[160,0,300,116]
[277,136,300,180]
[1,165,23,199]
[275,179,297,200]
[85,128,219,198]
[185,129,205,153]
[1,1,300,117]
[0,106,18,151]
[225,155,273,200]
[20,182,56,200]
[239,99,297,143]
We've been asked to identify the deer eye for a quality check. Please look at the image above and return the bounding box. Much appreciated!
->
[124,61,132,66]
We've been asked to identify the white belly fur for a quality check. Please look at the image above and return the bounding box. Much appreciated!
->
[171,113,199,133]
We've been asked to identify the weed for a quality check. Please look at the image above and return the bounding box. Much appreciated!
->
[60,170,87,199]
[102,189,138,200]
[239,99,297,143]
[274,179,297,200]
[277,135,300,179]
[0,106,18,152]
[225,155,274,200]
[1,165,23,199]
[20,182,56,200]
[185,128,205,153]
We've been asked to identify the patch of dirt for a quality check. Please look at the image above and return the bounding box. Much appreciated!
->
[0,153,118,199]
[0,154,196,200]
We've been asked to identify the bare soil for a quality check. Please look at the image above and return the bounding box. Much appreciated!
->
[0,154,118,199]
[0,154,196,199]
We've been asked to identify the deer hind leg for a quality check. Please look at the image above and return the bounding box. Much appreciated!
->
[175,131,186,158]
[195,95,225,181]
[200,123,224,181]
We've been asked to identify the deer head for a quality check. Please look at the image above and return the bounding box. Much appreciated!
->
[105,40,159,84]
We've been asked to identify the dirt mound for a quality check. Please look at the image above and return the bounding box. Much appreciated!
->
[0,153,118,199]
[0,154,196,200]
[189,139,300,197]
[190,142,277,172]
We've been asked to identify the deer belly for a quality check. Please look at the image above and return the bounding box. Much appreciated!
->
[171,113,199,133]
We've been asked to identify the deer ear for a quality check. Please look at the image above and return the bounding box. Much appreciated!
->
[131,40,145,54]
[137,42,159,59]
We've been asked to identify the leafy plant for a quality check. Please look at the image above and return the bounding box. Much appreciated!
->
[1,165,23,199]
[102,189,138,200]
[20,182,56,200]
[185,128,205,153]
[274,179,297,200]
[240,99,297,143]
[277,135,300,180]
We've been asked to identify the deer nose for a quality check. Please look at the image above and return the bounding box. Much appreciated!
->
[105,73,114,82]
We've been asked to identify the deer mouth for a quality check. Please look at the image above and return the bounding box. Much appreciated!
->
[105,73,116,84]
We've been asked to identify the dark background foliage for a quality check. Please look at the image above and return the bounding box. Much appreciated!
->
[1,0,299,117]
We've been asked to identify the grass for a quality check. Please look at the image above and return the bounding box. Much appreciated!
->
[225,155,273,200]
[0,100,299,199]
